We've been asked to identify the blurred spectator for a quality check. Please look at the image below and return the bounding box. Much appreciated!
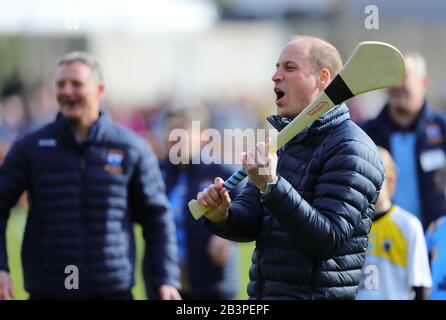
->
[0,93,29,209]
[208,97,263,170]
[209,96,262,134]
[0,51,180,300]
[361,52,446,229]
[145,103,240,300]
[425,166,446,299]
[356,147,432,300]
[26,81,57,130]
[0,94,27,158]
[425,216,446,299]
[0,95,27,136]
[0,76,28,162]
[109,102,169,160]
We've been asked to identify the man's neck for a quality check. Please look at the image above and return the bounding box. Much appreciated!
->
[73,124,90,142]
[71,114,99,142]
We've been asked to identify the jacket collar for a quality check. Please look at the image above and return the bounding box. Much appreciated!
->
[55,111,111,144]
[267,103,350,143]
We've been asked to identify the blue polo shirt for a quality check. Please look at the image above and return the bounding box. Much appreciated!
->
[426,217,446,299]
[391,132,422,221]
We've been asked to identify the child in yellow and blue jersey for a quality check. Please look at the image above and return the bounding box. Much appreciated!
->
[357,147,432,300]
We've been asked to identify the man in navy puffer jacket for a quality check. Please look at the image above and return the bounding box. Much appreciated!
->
[0,52,180,300]
[197,36,384,299]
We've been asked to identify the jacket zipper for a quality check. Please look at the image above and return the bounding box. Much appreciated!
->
[257,146,286,299]
[257,148,282,299]
[258,215,274,299]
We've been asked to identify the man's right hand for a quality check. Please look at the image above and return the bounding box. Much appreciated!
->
[0,270,14,300]
[197,177,231,224]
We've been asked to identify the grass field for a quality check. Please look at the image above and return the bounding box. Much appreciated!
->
[6,208,254,300]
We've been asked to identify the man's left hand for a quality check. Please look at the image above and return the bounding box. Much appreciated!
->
[159,284,182,300]
[242,139,278,192]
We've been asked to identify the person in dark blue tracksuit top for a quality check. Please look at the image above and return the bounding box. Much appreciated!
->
[146,106,240,300]
[196,36,384,299]
[0,52,180,300]
[361,52,446,229]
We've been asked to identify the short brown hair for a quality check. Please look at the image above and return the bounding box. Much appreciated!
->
[377,146,396,198]
[294,35,343,79]
[57,51,104,83]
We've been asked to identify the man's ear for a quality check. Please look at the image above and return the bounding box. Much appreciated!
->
[387,174,397,200]
[317,68,331,90]
[421,76,429,91]
[97,82,105,98]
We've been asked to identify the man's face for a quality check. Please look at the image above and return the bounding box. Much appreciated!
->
[388,56,427,118]
[272,40,320,118]
[55,61,103,123]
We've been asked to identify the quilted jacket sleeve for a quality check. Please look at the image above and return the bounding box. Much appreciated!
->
[262,137,384,261]
[204,182,263,242]
[0,139,28,271]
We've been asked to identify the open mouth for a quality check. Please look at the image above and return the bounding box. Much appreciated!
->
[274,88,285,102]
[62,98,80,108]
[389,87,407,98]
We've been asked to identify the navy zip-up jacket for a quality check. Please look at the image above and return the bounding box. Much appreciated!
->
[0,112,180,297]
[205,104,384,299]
[361,101,446,228]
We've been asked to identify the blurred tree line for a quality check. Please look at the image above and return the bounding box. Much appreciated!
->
[0,37,25,97]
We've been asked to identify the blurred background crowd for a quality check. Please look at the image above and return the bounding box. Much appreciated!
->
[3,0,446,161]
[1,0,446,299]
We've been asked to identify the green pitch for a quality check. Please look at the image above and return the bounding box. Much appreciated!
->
[6,208,253,300]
